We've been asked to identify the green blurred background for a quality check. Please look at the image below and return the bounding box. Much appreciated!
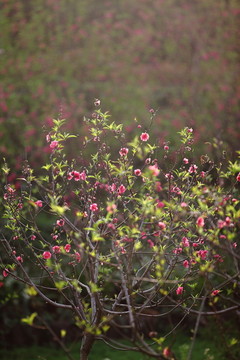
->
[0,0,239,170]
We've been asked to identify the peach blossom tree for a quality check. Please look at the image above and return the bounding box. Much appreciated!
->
[1,103,240,359]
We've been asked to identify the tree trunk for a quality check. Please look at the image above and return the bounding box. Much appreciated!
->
[80,333,95,360]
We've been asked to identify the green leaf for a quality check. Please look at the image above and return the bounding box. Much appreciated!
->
[61,329,67,338]
[1,159,10,175]
[134,241,142,251]
[50,204,69,215]
[55,281,67,290]
[42,164,52,171]
[53,118,66,128]
[229,338,238,347]
[21,312,38,326]
[25,286,38,296]
[89,281,102,293]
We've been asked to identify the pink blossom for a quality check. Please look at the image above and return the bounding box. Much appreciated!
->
[163,347,171,357]
[107,223,115,230]
[16,256,23,263]
[196,216,205,227]
[149,108,155,114]
[43,251,52,259]
[183,260,189,268]
[145,158,151,164]
[72,171,81,181]
[173,247,182,254]
[155,181,162,192]
[236,172,240,182]
[134,169,142,176]
[211,290,220,296]
[171,186,181,195]
[52,246,61,253]
[94,99,100,106]
[149,164,160,176]
[200,171,206,178]
[46,134,51,143]
[156,200,164,208]
[158,222,166,230]
[75,252,81,262]
[117,184,126,195]
[176,286,184,295]
[164,145,169,151]
[90,203,98,212]
[181,237,190,247]
[110,183,117,192]
[187,128,193,133]
[79,171,86,181]
[30,235,36,241]
[69,170,86,181]
[3,269,8,277]
[49,140,59,150]
[7,185,15,194]
[213,254,223,263]
[67,172,73,180]
[225,216,232,226]
[114,240,120,247]
[183,158,189,164]
[189,164,198,173]
[119,147,129,157]
[106,203,117,213]
[196,250,208,260]
[56,219,65,227]
[147,239,154,248]
[140,132,149,141]
[181,202,188,208]
[35,200,43,207]
[218,220,226,229]
[165,173,173,179]
[64,244,71,253]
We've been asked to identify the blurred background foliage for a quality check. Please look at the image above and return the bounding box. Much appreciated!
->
[0,0,239,171]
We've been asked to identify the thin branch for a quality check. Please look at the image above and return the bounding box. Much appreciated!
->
[187,293,207,360]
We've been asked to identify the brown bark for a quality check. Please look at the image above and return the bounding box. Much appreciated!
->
[80,333,95,360]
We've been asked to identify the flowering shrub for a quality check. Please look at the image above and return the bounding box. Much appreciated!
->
[0,103,240,359]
